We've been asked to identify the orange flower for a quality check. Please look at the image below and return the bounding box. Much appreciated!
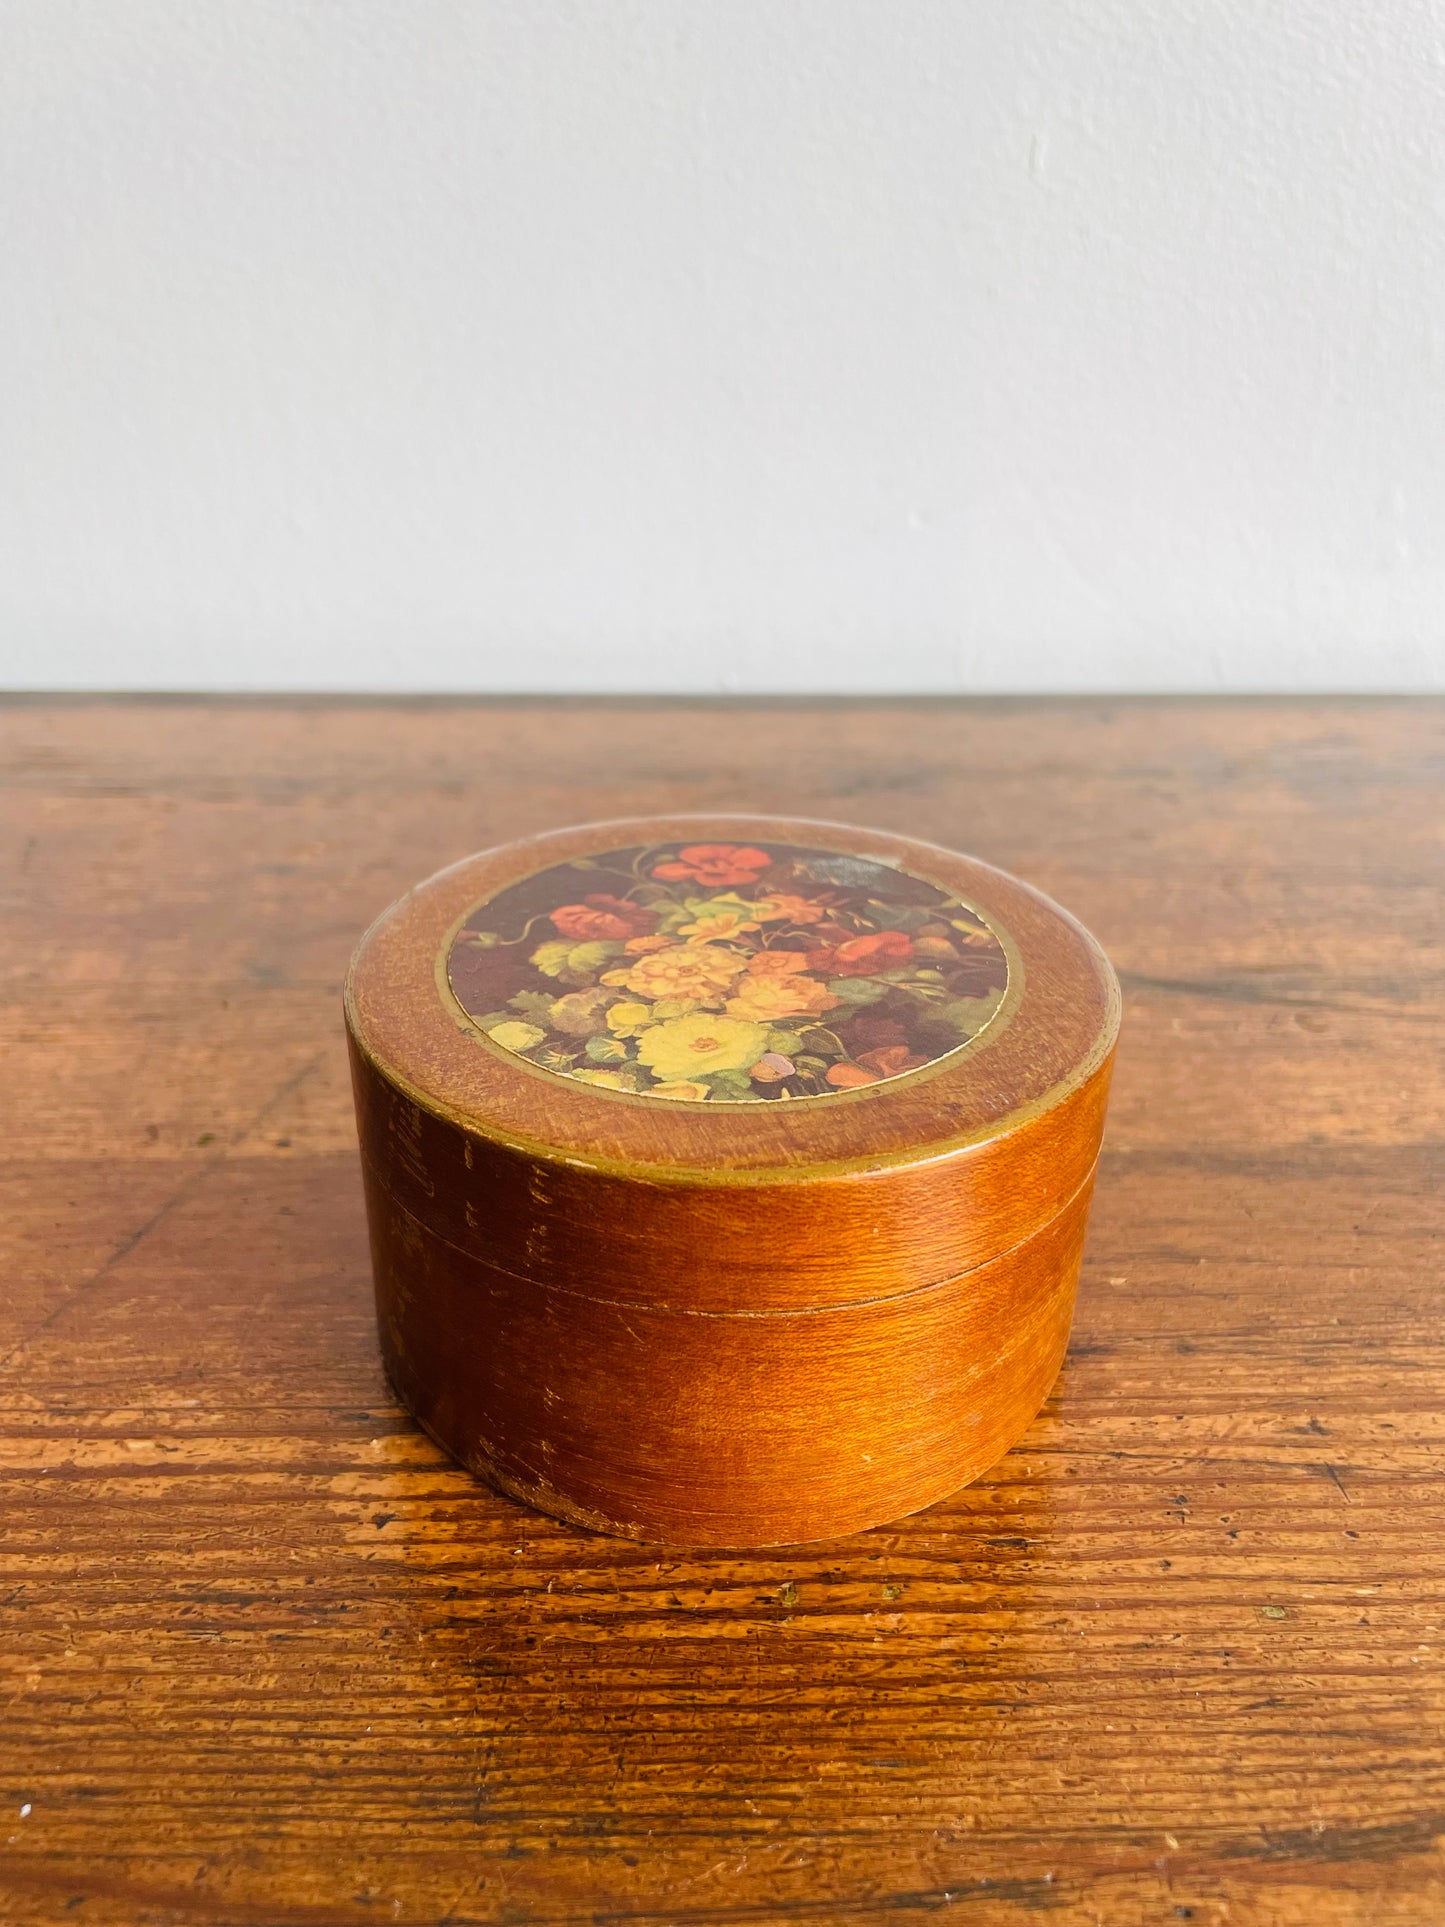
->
[549,894,656,941]
[726,973,841,1023]
[751,893,829,924]
[744,948,810,979]
[809,930,915,977]
[651,844,772,887]
[826,1062,880,1088]
[611,943,746,1005]
[624,932,672,954]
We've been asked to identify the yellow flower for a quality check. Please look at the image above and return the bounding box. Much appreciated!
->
[612,944,746,1006]
[646,1080,711,1102]
[725,975,842,1023]
[636,1014,768,1083]
[486,1020,546,1053]
[570,1068,629,1089]
[650,996,703,1019]
[605,1001,653,1038]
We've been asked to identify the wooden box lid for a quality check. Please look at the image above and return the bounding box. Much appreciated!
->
[345,815,1119,1316]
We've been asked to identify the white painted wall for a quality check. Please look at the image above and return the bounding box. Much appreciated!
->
[2,2,1443,692]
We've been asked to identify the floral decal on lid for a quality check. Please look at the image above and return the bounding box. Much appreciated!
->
[445,841,1009,1102]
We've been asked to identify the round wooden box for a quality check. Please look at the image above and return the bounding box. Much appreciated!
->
[345,815,1120,1547]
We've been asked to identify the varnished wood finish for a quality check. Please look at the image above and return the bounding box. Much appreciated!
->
[346,816,1116,1179]
[346,817,1118,1308]
[347,814,1118,1545]
[349,1030,1115,1310]
[365,1148,1095,1546]
[2,698,1442,1923]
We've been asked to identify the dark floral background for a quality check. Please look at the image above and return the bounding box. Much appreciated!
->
[446,841,1009,1103]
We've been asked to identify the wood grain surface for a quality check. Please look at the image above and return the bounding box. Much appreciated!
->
[363,1141,1096,1549]
[1,697,1442,1926]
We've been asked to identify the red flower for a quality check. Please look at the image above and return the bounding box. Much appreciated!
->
[807,930,915,977]
[651,843,772,887]
[856,1044,928,1078]
[550,894,657,942]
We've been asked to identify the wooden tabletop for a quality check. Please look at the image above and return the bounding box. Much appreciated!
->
[2,697,1441,1927]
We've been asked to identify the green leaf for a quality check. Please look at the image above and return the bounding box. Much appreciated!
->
[584,1034,629,1064]
[569,939,624,970]
[534,1047,579,1073]
[532,937,629,986]
[530,939,574,977]
[826,976,889,1006]
[878,980,937,1007]
[703,1067,758,1101]
[509,989,557,1022]
[864,900,930,932]
[765,1030,808,1057]
[527,940,624,986]
[797,1027,844,1058]
[939,990,1003,1034]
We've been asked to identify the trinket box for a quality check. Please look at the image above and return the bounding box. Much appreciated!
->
[345,815,1119,1546]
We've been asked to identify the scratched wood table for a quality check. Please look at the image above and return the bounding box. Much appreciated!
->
[2,698,1441,1927]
